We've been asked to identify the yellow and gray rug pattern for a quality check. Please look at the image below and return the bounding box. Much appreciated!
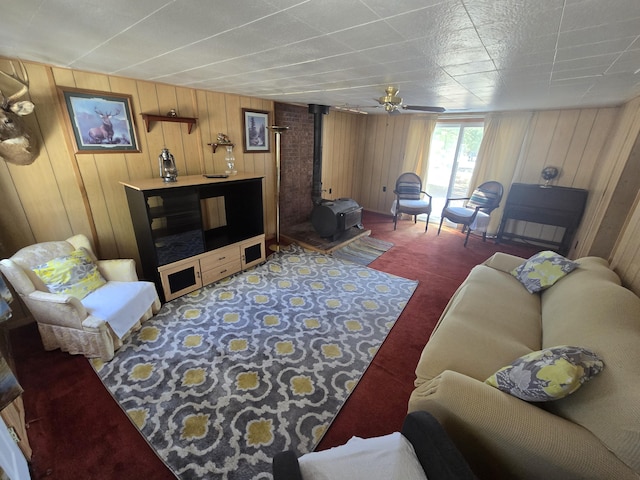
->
[91,244,417,479]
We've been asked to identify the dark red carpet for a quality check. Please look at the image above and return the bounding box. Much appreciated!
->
[10,211,540,479]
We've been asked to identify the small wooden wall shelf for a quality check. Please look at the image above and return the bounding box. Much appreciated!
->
[207,142,234,153]
[141,114,197,134]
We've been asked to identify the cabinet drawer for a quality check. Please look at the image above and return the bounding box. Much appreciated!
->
[200,245,239,271]
[202,258,241,286]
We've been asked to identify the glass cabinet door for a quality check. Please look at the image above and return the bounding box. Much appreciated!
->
[147,190,205,265]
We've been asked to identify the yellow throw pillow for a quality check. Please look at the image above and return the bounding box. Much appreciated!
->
[485,346,604,402]
[32,247,106,300]
[511,250,579,293]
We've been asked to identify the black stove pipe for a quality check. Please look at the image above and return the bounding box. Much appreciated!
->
[308,104,330,206]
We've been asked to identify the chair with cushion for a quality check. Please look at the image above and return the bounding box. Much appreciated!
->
[393,172,433,231]
[0,234,160,361]
[272,411,477,480]
[437,181,504,246]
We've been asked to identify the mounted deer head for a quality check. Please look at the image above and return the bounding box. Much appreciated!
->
[0,60,39,165]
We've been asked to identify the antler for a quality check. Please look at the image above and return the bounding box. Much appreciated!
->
[95,107,121,117]
[0,60,29,107]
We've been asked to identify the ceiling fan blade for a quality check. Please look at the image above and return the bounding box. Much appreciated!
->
[333,105,370,114]
[403,105,446,113]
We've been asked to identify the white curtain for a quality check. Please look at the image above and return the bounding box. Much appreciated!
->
[470,111,533,234]
[402,114,438,176]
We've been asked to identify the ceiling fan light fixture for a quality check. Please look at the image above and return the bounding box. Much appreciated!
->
[379,86,403,106]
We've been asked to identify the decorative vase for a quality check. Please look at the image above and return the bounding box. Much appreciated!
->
[225,145,237,175]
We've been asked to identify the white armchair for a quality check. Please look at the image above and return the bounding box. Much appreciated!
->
[0,234,160,361]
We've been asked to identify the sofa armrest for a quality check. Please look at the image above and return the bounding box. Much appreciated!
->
[481,252,526,274]
[97,259,138,282]
[409,370,638,480]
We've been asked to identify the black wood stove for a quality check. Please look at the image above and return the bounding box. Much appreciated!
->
[308,104,363,240]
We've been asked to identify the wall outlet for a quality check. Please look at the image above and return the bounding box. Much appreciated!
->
[382,186,386,192]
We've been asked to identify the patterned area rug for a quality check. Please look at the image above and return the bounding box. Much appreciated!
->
[91,244,417,479]
[331,236,394,265]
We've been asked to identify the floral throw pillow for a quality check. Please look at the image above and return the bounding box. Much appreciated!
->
[511,250,579,293]
[485,346,604,402]
[32,247,106,300]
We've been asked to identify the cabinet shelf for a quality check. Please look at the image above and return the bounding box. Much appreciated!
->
[141,113,197,134]
[148,205,199,220]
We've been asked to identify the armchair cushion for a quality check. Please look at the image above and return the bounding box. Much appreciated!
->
[442,207,490,232]
[396,181,422,200]
[81,281,159,338]
[32,248,106,300]
[397,198,432,212]
[97,258,138,282]
[468,189,500,209]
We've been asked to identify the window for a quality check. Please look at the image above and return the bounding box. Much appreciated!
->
[424,122,484,221]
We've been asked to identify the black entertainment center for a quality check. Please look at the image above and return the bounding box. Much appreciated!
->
[121,174,265,302]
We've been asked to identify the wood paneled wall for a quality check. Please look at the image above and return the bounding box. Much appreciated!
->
[509,107,619,257]
[325,107,621,262]
[0,58,274,271]
[322,113,411,215]
[602,97,640,295]
[1,56,639,296]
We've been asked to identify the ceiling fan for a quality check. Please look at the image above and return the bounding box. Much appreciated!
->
[333,86,445,115]
[374,86,445,114]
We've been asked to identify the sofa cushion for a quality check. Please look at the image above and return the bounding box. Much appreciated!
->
[32,247,106,300]
[415,264,542,385]
[511,251,579,293]
[541,256,640,472]
[485,345,604,402]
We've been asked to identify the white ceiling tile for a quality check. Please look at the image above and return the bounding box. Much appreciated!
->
[437,47,492,67]
[385,1,474,41]
[443,60,496,77]
[360,0,444,18]
[553,54,619,73]
[1,0,639,113]
[555,37,637,63]
[286,0,380,33]
[559,18,640,47]
[453,71,502,89]
[561,0,640,31]
[465,0,564,28]
[329,21,406,51]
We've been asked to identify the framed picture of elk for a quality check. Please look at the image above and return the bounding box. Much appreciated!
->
[59,87,139,153]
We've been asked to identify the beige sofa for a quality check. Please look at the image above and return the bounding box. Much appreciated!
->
[408,252,640,480]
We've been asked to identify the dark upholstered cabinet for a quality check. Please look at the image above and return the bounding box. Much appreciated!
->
[121,174,265,301]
